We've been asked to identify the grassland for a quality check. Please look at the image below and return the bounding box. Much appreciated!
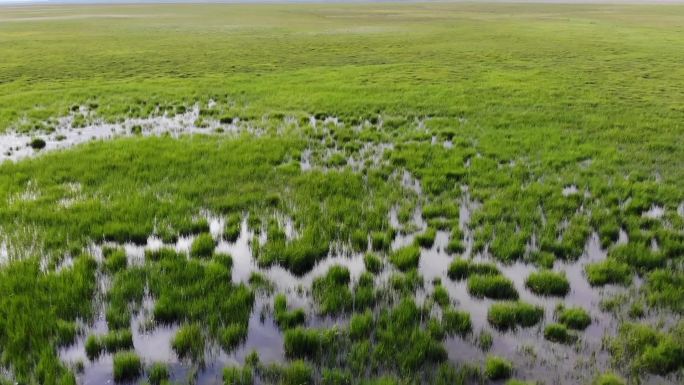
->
[0,2,683,385]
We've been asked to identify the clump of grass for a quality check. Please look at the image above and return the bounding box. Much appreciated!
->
[389,270,424,295]
[274,294,306,330]
[644,269,683,313]
[467,274,518,300]
[283,327,335,359]
[592,373,625,385]
[478,330,493,351]
[55,320,78,347]
[224,213,242,242]
[29,138,46,150]
[446,227,464,254]
[372,297,447,373]
[447,259,499,280]
[371,231,391,252]
[351,230,368,252]
[353,272,376,310]
[609,243,664,273]
[177,218,210,236]
[487,302,543,330]
[102,247,127,274]
[442,308,471,336]
[101,329,134,352]
[528,250,555,269]
[283,360,313,385]
[171,323,205,361]
[312,265,352,314]
[148,362,169,385]
[144,247,183,262]
[556,306,591,330]
[363,253,383,274]
[389,245,421,271]
[248,272,275,293]
[84,335,102,360]
[415,227,437,248]
[190,233,215,258]
[213,252,234,270]
[223,365,253,385]
[218,323,248,352]
[349,310,373,340]
[608,322,684,375]
[585,260,632,286]
[112,351,141,382]
[321,368,352,385]
[544,323,575,344]
[84,330,133,359]
[525,270,570,296]
[484,355,512,380]
[432,284,450,307]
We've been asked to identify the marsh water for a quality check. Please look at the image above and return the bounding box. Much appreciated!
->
[3,107,678,384]
[55,192,674,385]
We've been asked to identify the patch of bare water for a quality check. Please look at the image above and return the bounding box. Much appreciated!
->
[642,205,665,219]
[0,105,233,163]
[61,207,672,385]
[562,185,579,197]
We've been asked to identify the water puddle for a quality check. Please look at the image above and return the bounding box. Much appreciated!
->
[642,205,665,219]
[562,185,579,197]
[1,105,234,163]
[58,205,668,384]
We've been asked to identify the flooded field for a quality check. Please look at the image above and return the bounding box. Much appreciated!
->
[1,2,683,385]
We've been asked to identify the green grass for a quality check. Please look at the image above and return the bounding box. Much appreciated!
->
[556,306,591,330]
[525,270,570,296]
[585,260,632,286]
[608,322,684,375]
[467,274,518,300]
[224,365,253,385]
[274,294,306,330]
[0,3,683,384]
[312,265,353,315]
[447,259,499,280]
[102,247,128,274]
[592,373,626,385]
[363,253,383,274]
[543,323,575,344]
[415,227,437,248]
[171,323,205,362]
[488,302,544,330]
[484,355,513,380]
[190,233,216,259]
[349,310,374,340]
[148,362,170,385]
[283,327,336,360]
[389,246,421,271]
[218,323,249,352]
[442,308,472,336]
[112,351,141,382]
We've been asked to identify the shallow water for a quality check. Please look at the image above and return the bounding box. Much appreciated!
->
[59,201,676,385]
[643,205,665,219]
[0,104,232,163]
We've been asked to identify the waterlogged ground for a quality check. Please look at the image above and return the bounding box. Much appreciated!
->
[1,3,684,385]
[0,92,683,385]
